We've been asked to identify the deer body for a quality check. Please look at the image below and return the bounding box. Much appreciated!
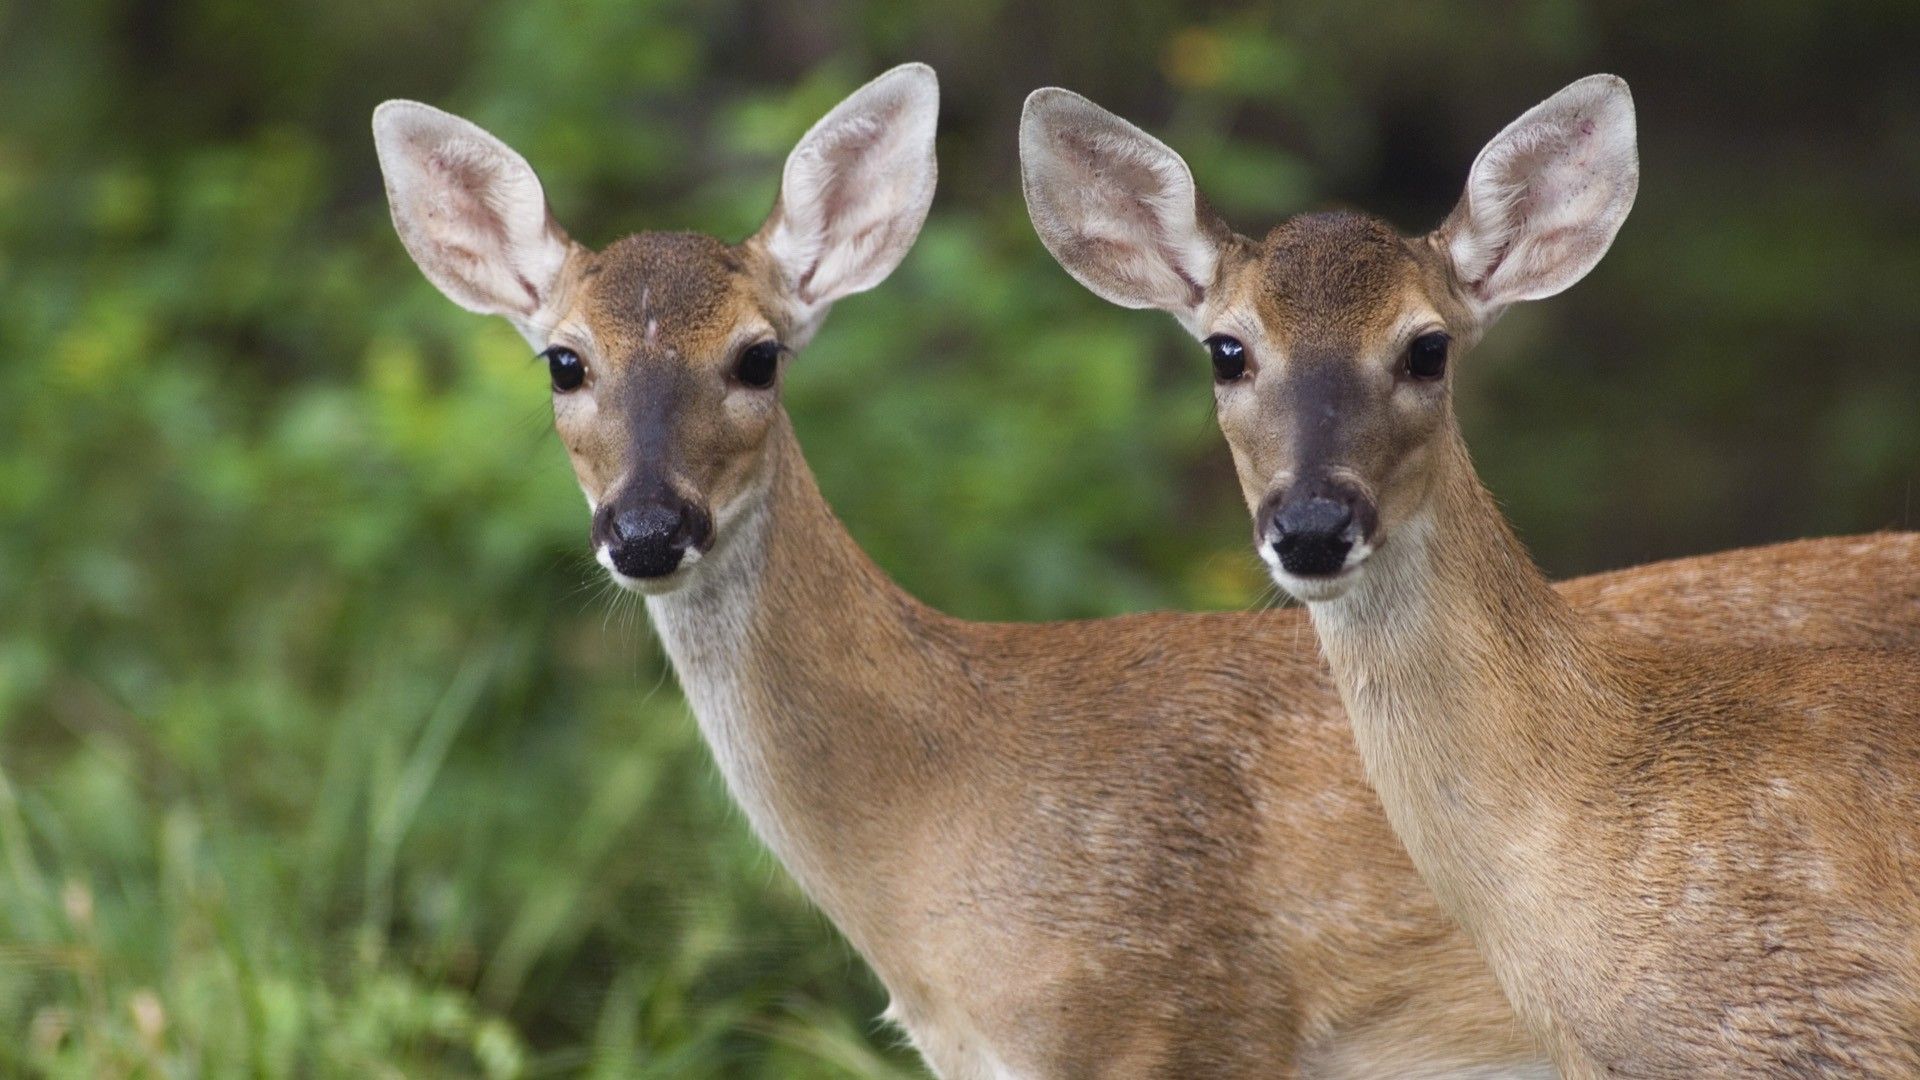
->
[636,407,1920,1079]
[378,67,1920,1077]
[1022,75,1920,1075]
[635,413,1554,1078]
[1319,448,1920,1075]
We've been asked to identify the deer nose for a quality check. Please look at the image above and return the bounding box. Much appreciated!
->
[1270,497,1354,577]
[601,498,711,579]
[1259,484,1372,579]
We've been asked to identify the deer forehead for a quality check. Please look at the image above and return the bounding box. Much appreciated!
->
[1234,212,1438,349]
[568,232,768,361]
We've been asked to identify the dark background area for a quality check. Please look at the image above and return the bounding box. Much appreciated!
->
[2,0,1915,1074]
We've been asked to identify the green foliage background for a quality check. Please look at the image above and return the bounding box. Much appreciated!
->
[1,0,1915,1074]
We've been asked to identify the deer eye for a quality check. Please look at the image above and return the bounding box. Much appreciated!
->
[545,346,586,393]
[1406,332,1449,381]
[734,341,782,389]
[1205,335,1248,383]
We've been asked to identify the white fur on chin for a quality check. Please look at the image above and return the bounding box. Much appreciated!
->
[1260,536,1376,604]
[595,543,701,595]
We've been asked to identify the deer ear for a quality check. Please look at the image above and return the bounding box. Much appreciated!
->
[1020,87,1231,326]
[755,63,939,322]
[1435,74,1638,323]
[373,100,574,324]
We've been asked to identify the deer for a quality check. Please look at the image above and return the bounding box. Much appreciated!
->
[1022,73,1920,1076]
[374,63,1920,1078]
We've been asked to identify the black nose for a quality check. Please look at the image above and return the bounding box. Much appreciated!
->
[1267,495,1356,578]
[603,499,710,579]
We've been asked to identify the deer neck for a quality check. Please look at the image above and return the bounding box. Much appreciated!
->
[1307,430,1624,929]
[644,416,967,924]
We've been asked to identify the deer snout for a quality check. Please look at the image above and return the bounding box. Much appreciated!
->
[594,494,713,581]
[1258,480,1377,580]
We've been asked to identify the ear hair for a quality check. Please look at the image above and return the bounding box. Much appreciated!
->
[1019,87,1231,326]
[755,63,939,325]
[372,100,574,329]
[1436,74,1638,324]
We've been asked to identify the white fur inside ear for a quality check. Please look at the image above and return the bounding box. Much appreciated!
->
[1019,87,1223,319]
[373,100,572,319]
[761,63,939,314]
[1444,74,1638,315]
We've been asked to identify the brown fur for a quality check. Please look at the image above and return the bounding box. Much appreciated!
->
[530,225,1920,1078]
[1201,201,1920,1076]
[543,234,784,517]
[1257,213,1417,342]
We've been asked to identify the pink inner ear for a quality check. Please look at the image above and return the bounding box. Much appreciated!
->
[1044,122,1202,305]
[1466,118,1603,295]
[1487,225,1576,297]
[416,141,546,311]
[814,112,892,234]
[425,146,508,248]
[1447,78,1636,309]
[794,112,894,301]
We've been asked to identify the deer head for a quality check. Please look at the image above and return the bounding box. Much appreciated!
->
[375,64,938,591]
[1022,75,1637,600]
